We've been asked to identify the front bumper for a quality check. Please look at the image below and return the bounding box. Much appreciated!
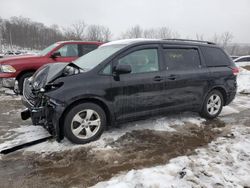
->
[22,95,54,128]
[2,77,15,88]
[22,92,66,142]
[0,73,16,88]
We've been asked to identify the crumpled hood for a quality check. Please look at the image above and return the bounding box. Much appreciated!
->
[31,63,69,90]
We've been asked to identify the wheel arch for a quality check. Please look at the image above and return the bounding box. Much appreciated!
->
[210,86,227,106]
[202,86,228,108]
[58,97,113,140]
[16,69,36,81]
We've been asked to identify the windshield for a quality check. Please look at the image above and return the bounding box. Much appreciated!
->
[39,43,60,56]
[73,44,125,70]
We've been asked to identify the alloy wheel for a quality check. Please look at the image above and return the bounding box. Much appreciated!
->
[206,94,222,115]
[71,109,101,139]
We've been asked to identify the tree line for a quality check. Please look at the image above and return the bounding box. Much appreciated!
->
[0,16,112,50]
[0,17,66,50]
[0,16,249,55]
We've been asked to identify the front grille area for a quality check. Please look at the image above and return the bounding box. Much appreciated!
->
[23,79,36,106]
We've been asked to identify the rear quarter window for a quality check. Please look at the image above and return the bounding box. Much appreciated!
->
[201,46,230,67]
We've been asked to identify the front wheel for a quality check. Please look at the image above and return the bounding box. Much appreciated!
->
[17,72,34,94]
[64,103,106,144]
[200,90,224,119]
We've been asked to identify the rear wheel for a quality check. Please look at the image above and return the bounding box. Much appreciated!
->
[17,72,34,94]
[64,103,106,144]
[200,90,224,119]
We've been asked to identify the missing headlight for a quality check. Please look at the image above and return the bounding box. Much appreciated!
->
[44,82,63,91]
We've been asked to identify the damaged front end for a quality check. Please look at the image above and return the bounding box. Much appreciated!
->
[21,63,82,141]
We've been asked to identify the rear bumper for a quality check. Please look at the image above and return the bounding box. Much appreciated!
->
[225,91,236,105]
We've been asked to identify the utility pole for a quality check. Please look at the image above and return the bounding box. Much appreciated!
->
[0,31,2,53]
[0,25,2,53]
[9,30,13,50]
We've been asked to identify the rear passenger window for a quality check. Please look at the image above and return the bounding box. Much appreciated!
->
[201,47,230,67]
[163,48,201,70]
[79,44,98,56]
[55,44,78,57]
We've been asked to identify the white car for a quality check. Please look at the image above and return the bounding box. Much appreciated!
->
[234,55,250,67]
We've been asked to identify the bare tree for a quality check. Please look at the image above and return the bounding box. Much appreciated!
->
[230,44,239,55]
[122,25,143,38]
[1,16,66,50]
[86,25,112,42]
[196,33,204,41]
[64,20,86,40]
[72,21,86,39]
[221,32,233,49]
[211,33,221,44]
[122,26,179,39]
[143,28,157,38]
[157,27,173,38]
[101,26,112,42]
[210,32,233,48]
[0,17,5,52]
[171,31,181,39]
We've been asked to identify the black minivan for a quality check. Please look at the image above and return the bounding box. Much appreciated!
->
[21,39,238,144]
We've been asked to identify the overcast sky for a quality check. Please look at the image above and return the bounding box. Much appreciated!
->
[0,0,249,43]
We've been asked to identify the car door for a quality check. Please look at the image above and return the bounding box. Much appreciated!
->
[111,45,166,121]
[162,45,210,110]
[53,44,79,62]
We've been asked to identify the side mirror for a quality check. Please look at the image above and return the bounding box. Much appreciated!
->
[50,51,61,59]
[114,64,132,75]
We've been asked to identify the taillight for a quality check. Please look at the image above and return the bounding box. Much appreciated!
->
[230,67,239,76]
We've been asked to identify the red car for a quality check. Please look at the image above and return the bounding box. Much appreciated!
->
[0,41,102,93]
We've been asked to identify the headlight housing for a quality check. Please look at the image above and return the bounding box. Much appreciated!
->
[1,65,16,73]
[63,66,80,76]
[32,66,50,90]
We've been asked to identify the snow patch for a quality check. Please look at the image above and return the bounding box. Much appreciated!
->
[93,125,250,188]
[0,125,50,151]
[220,106,240,116]
[25,113,205,154]
[236,61,250,67]
[237,66,250,94]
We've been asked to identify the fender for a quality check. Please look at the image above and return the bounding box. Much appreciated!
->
[199,84,228,112]
[52,94,115,142]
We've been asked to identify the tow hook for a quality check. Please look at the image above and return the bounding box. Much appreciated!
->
[21,109,31,120]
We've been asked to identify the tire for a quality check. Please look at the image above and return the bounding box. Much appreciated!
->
[64,103,106,144]
[199,90,224,119]
[18,72,34,94]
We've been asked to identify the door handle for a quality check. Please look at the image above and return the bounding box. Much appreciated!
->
[167,74,178,80]
[153,76,163,81]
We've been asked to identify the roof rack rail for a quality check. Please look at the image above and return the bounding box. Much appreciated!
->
[164,38,216,45]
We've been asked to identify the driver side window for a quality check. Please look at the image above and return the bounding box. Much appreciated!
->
[55,44,78,57]
[118,49,159,74]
